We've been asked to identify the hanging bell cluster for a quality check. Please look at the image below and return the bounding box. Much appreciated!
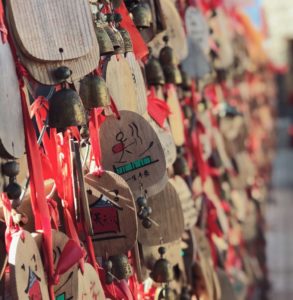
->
[150,246,174,283]
[159,36,182,85]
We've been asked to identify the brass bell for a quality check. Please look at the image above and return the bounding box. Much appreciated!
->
[49,88,86,129]
[159,36,178,66]
[95,23,115,56]
[119,28,133,53]
[104,25,121,50]
[162,64,182,85]
[109,254,133,280]
[145,48,165,86]
[150,247,174,283]
[79,75,110,109]
[131,3,152,29]
[113,29,125,54]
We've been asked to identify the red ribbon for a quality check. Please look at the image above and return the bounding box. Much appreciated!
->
[147,87,171,128]
[20,86,55,299]
[0,0,7,43]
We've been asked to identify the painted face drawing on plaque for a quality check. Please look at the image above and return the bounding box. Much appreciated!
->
[34,230,80,300]
[84,171,137,256]
[8,231,49,300]
[100,111,167,196]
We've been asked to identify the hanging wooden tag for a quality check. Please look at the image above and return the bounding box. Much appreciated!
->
[138,181,184,246]
[216,268,237,300]
[0,235,7,281]
[103,55,138,112]
[0,41,25,159]
[8,230,49,300]
[34,230,81,300]
[84,171,137,256]
[8,0,100,85]
[209,8,234,69]
[166,86,185,147]
[169,175,199,230]
[185,7,209,54]
[100,111,167,196]
[148,0,187,61]
[78,263,106,300]
[144,115,176,168]
[125,53,147,115]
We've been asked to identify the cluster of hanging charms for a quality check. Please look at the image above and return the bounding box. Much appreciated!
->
[0,0,276,299]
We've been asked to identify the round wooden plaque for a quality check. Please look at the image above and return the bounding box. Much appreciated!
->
[125,53,147,115]
[8,230,49,300]
[78,263,106,300]
[166,86,185,147]
[84,171,137,256]
[100,110,167,196]
[0,41,25,159]
[144,114,176,168]
[169,175,199,230]
[138,182,184,246]
[103,55,138,112]
[33,230,81,300]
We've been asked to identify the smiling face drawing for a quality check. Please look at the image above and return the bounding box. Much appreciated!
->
[8,231,49,300]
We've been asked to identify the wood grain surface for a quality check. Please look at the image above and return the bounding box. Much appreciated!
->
[169,175,199,230]
[138,182,184,246]
[0,41,25,158]
[8,0,95,61]
[104,56,138,112]
[125,53,147,115]
[84,171,137,256]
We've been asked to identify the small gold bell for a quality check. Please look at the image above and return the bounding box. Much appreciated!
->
[159,36,178,66]
[113,29,125,54]
[119,28,133,53]
[109,254,133,280]
[150,247,174,283]
[95,23,115,56]
[79,75,110,109]
[49,88,86,129]
[104,25,121,51]
[131,3,152,29]
[145,48,165,86]
[173,148,190,176]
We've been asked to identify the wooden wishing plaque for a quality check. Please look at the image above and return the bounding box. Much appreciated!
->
[148,0,187,61]
[169,176,199,230]
[8,0,100,85]
[100,111,167,196]
[144,115,176,168]
[103,55,138,112]
[166,86,185,147]
[9,230,49,300]
[125,52,148,115]
[138,182,184,246]
[78,263,106,300]
[84,171,137,256]
[34,230,80,300]
[0,41,25,159]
